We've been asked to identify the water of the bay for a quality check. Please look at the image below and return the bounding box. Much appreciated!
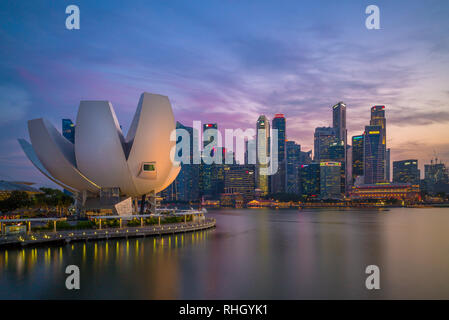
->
[1,207,449,299]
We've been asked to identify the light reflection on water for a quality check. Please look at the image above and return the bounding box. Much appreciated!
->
[1,208,449,299]
[0,229,211,299]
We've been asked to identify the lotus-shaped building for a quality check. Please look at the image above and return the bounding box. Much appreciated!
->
[18,92,180,208]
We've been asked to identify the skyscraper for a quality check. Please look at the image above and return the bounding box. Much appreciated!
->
[224,164,255,203]
[314,127,338,161]
[160,121,201,202]
[424,159,449,194]
[256,115,270,195]
[286,140,301,194]
[176,121,200,201]
[328,140,345,194]
[299,163,320,198]
[352,135,364,184]
[62,119,75,143]
[386,148,391,182]
[200,123,218,197]
[332,102,347,147]
[370,105,387,180]
[332,102,347,192]
[299,150,312,165]
[320,161,342,199]
[393,159,420,184]
[271,114,286,193]
[364,125,385,184]
[211,146,226,196]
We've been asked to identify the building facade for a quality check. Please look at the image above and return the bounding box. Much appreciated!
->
[299,163,320,198]
[328,141,346,194]
[352,135,364,184]
[224,164,256,203]
[370,105,387,181]
[424,160,449,194]
[271,114,286,193]
[320,161,341,199]
[364,125,385,184]
[314,127,338,162]
[286,140,301,194]
[332,102,347,147]
[349,183,420,202]
[393,159,420,185]
[200,123,218,197]
[256,115,270,195]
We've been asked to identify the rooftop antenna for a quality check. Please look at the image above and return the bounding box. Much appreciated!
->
[433,150,439,164]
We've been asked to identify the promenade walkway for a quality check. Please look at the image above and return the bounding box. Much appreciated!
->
[0,218,216,248]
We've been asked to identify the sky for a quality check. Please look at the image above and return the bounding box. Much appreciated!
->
[1,0,449,187]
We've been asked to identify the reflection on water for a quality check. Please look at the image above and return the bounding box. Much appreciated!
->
[0,230,211,299]
[1,208,449,299]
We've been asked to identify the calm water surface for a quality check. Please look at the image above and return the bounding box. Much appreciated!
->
[1,208,449,299]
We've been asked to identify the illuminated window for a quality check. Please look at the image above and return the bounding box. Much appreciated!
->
[143,164,155,171]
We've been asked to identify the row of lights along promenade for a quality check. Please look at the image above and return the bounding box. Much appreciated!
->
[0,210,215,249]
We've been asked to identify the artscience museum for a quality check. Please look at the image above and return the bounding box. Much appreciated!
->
[18,92,181,214]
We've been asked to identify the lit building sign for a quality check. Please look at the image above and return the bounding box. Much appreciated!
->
[320,162,341,166]
[368,131,380,134]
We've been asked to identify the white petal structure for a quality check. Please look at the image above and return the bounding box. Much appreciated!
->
[75,101,137,195]
[127,93,180,194]
[19,92,180,197]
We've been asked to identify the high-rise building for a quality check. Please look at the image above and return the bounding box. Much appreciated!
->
[62,119,75,143]
[200,123,218,197]
[224,164,256,203]
[370,106,386,140]
[424,159,449,194]
[299,163,320,198]
[320,161,342,199]
[346,144,352,189]
[328,141,345,194]
[314,127,338,161]
[299,150,312,165]
[393,159,420,184]
[286,140,301,194]
[332,102,347,147]
[329,141,345,161]
[332,102,348,193]
[370,105,387,180]
[161,121,200,202]
[271,114,286,193]
[364,125,385,184]
[211,146,226,196]
[386,148,391,182]
[352,135,364,183]
[256,115,270,195]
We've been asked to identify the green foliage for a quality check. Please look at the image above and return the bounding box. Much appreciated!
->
[126,218,141,227]
[163,216,184,223]
[101,219,120,228]
[0,191,33,212]
[144,217,159,225]
[32,220,96,231]
[75,220,96,229]
[34,188,74,209]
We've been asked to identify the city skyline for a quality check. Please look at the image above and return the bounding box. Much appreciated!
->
[1,1,449,187]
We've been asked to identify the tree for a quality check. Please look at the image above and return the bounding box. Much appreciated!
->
[0,191,32,213]
[34,188,74,216]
